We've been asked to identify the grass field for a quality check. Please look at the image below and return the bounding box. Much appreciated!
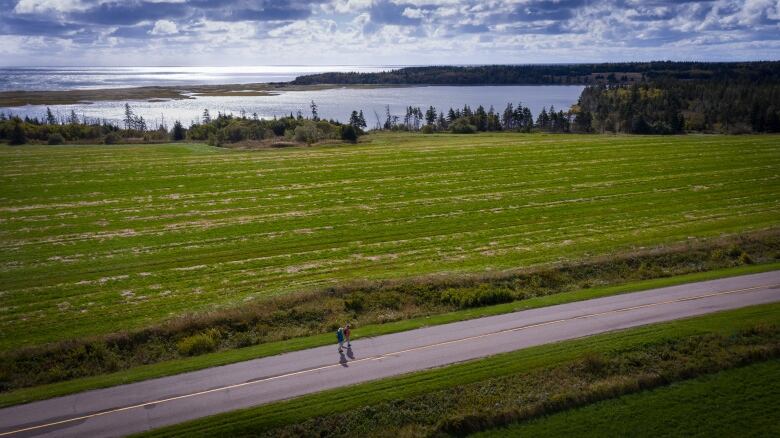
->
[479,360,780,437]
[1,133,779,350]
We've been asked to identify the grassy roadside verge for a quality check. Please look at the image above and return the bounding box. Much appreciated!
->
[137,301,780,437]
[478,359,780,437]
[1,261,778,409]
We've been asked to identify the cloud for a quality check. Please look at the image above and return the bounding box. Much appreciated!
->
[2,0,780,66]
[13,0,88,14]
[370,1,423,25]
[70,2,188,26]
[150,19,178,34]
[402,7,424,19]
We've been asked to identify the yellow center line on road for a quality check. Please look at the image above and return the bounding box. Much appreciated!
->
[1,282,777,437]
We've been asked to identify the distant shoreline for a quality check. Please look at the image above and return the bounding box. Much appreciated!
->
[0,83,411,108]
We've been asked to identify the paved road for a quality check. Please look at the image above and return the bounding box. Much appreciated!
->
[1,270,779,437]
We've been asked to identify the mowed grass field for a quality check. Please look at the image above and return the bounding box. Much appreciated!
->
[1,133,778,351]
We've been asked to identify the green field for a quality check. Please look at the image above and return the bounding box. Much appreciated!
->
[1,133,779,350]
[480,360,780,437]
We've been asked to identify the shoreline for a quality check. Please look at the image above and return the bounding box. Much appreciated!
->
[0,83,409,108]
[0,83,585,108]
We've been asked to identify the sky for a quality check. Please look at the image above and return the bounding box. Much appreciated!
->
[1,0,779,66]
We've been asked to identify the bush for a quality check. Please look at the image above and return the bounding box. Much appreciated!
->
[47,133,65,145]
[207,132,223,147]
[450,117,476,134]
[9,119,27,145]
[726,245,743,259]
[739,252,754,264]
[177,330,219,356]
[421,124,435,134]
[103,132,121,144]
[294,121,320,144]
[439,286,513,309]
[344,294,365,312]
[341,125,358,143]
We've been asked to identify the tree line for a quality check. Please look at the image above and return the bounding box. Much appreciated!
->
[1,99,585,146]
[574,76,780,134]
[289,61,780,86]
[0,101,365,146]
[376,102,571,134]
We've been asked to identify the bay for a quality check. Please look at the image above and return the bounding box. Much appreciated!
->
[2,85,584,126]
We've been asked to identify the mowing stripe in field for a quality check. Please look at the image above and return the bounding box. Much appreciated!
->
[0,133,778,350]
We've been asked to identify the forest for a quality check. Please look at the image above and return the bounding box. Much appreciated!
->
[574,77,780,134]
[289,61,780,86]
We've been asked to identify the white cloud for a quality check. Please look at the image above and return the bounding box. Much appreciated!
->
[3,0,780,66]
[328,0,374,14]
[13,0,87,14]
[150,20,178,35]
[402,7,424,19]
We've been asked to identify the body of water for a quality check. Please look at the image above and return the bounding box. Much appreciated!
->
[3,85,584,126]
[0,66,396,91]
[0,66,583,125]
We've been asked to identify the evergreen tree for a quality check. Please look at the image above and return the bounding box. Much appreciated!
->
[349,110,361,128]
[475,105,487,131]
[341,124,358,143]
[9,118,27,145]
[357,110,367,129]
[45,107,57,125]
[447,108,457,123]
[574,110,593,132]
[172,120,185,141]
[437,111,447,130]
[502,103,514,130]
[537,107,550,130]
[124,103,135,130]
[425,106,437,126]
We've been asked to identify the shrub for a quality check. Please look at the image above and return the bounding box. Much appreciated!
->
[421,124,435,134]
[231,332,258,348]
[47,133,65,145]
[271,120,287,136]
[440,286,513,309]
[9,119,27,145]
[344,294,365,312]
[739,252,754,264]
[341,125,358,143]
[207,132,223,147]
[450,117,476,134]
[224,124,248,143]
[177,330,219,356]
[294,121,320,144]
[726,245,743,259]
[103,132,121,144]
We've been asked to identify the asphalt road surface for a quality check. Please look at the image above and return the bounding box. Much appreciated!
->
[1,270,779,437]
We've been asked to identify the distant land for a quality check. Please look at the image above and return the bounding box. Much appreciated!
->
[3,61,779,108]
[289,61,780,86]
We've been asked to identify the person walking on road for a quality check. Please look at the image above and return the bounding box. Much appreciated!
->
[344,323,352,347]
[337,327,345,353]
